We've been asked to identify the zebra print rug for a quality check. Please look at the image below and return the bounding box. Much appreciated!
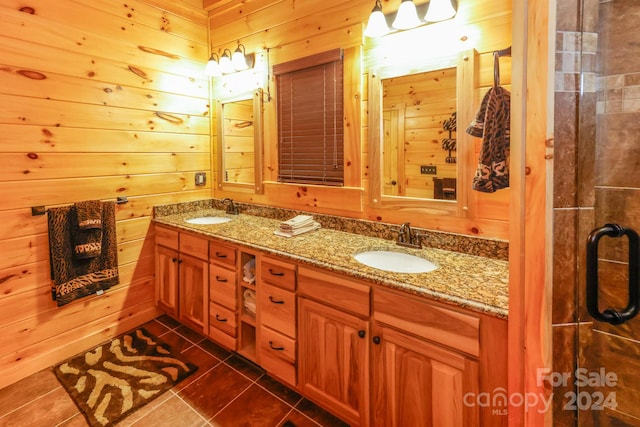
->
[53,328,197,426]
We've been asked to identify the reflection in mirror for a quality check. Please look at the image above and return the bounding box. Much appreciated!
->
[369,50,475,216]
[216,89,263,193]
[382,67,457,200]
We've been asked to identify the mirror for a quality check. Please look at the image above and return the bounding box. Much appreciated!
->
[369,50,475,216]
[216,89,263,193]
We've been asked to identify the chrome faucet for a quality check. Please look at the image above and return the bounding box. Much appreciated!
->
[393,222,424,249]
[222,198,239,215]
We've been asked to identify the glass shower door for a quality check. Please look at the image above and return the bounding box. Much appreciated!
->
[577,0,640,425]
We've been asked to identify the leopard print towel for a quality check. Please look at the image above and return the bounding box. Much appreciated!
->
[466,85,510,193]
[48,201,119,306]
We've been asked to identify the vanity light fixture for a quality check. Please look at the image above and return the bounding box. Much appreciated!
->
[364,0,457,38]
[205,53,222,77]
[392,0,421,30]
[205,45,257,76]
[424,0,456,22]
[364,0,390,38]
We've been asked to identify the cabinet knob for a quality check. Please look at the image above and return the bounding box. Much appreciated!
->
[177,259,183,264]
[373,336,381,344]
[358,330,366,338]
[215,314,227,322]
[269,296,285,304]
[268,341,285,351]
[171,257,178,263]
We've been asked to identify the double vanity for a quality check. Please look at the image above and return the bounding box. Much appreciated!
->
[153,202,509,427]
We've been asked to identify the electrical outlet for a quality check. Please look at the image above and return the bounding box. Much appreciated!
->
[195,172,206,186]
[420,165,437,175]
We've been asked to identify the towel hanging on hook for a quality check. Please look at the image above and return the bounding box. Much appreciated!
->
[493,46,511,87]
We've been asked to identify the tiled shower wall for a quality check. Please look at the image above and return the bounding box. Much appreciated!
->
[553,0,640,425]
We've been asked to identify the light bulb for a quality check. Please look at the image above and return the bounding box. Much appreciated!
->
[205,54,221,77]
[425,0,456,22]
[392,0,421,30]
[364,0,389,38]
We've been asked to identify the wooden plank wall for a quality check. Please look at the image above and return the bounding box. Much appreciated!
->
[0,0,210,388]
[206,0,512,239]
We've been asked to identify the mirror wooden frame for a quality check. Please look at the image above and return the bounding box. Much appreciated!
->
[216,89,264,194]
[368,49,476,216]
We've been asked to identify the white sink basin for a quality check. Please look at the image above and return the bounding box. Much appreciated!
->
[184,216,231,225]
[353,250,438,273]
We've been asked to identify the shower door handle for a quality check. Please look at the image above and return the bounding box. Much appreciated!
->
[586,224,640,325]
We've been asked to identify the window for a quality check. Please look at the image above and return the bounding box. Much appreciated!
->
[274,49,344,186]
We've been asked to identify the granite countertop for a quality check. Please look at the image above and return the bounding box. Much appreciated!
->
[153,209,509,318]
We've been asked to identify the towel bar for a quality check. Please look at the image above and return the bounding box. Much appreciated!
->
[31,196,129,216]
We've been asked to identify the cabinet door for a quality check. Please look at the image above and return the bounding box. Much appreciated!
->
[372,325,480,427]
[155,245,179,317]
[298,298,369,427]
[179,253,208,332]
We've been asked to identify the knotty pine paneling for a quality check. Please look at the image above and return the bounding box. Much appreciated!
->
[209,0,511,237]
[0,0,209,388]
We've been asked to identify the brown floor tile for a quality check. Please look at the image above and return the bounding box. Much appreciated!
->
[127,394,206,426]
[257,375,302,406]
[0,387,81,427]
[295,398,349,427]
[199,339,233,361]
[179,363,251,420]
[139,319,172,337]
[113,391,174,426]
[211,383,291,427]
[176,325,207,345]
[0,368,61,417]
[173,345,223,391]
[278,409,323,427]
[225,354,265,381]
[156,314,182,330]
[56,412,91,426]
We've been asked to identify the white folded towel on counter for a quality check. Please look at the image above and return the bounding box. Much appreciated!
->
[274,214,320,238]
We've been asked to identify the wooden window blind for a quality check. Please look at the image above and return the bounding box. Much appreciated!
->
[274,49,344,186]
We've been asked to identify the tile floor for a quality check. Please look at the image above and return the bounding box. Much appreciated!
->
[0,315,349,427]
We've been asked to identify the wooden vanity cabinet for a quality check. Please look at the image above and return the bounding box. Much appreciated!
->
[257,256,297,387]
[155,227,179,317]
[372,287,508,427]
[297,266,371,427]
[154,225,208,333]
[208,240,239,350]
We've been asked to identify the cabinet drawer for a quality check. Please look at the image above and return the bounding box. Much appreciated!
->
[210,241,237,267]
[210,265,237,310]
[260,257,296,291]
[298,266,370,317]
[374,288,480,357]
[259,283,296,338]
[180,233,208,259]
[209,302,237,337]
[259,325,296,386]
[155,225,178,250]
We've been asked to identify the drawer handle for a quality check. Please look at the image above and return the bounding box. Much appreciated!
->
[215,252,228,258]
[268,268,285,277]
[216,275,228,283]
[269,296,285,304]
[215,314,227,322]
[268,341,285,351]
